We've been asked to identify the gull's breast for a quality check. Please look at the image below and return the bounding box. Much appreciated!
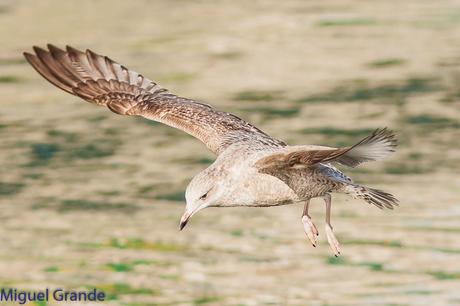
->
[224,169,301,207]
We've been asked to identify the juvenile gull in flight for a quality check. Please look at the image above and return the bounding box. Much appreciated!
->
[24,45,398,256]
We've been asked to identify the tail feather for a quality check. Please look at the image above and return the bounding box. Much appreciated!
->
[336,128,397,167]
[341,184,399,209]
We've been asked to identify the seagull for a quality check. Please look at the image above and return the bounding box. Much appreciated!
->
[24,44,398,256]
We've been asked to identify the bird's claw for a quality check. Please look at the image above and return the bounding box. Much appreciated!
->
[325,223,341,256]
[302,215,318,247]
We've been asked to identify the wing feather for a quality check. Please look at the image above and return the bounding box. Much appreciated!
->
[256,128,396,172]
[24,44,285,155]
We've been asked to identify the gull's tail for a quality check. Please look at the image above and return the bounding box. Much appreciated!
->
[340,183,398,210]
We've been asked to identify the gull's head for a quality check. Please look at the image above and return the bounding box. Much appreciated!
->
[180,167,227,231]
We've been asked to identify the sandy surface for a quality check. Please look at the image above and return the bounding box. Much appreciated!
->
[0,0,460,305]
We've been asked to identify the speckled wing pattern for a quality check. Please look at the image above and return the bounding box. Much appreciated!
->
[255,146,351,171]
[24,44,285,155]
[255,128,396,171]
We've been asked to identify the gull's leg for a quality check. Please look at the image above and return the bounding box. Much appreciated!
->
[301,199,319,247]
[324,193,341,256]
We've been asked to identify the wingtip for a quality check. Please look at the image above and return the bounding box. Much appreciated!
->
[374,127,398,147]
[25,44,60,59]
[85,48,99,58]
[32,45,49,56]
[47,43,63,53]
[66,45,83,55]
[23,51,37,63]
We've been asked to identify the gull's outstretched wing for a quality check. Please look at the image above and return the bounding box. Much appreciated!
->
[24,45,285,155]
[256,128,396,171]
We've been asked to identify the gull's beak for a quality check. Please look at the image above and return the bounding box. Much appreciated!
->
[179,211,190,231]
[180,204,208,231]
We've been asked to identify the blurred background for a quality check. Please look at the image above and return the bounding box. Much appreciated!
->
[1,0,460,305]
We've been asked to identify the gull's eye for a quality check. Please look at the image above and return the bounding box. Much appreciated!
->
[199,187,213,201]
[199,192,208,200]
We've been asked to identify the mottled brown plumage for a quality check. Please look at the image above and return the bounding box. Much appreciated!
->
[256,128,396,170]
[24,45,399,256]
[24,45,285,155]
